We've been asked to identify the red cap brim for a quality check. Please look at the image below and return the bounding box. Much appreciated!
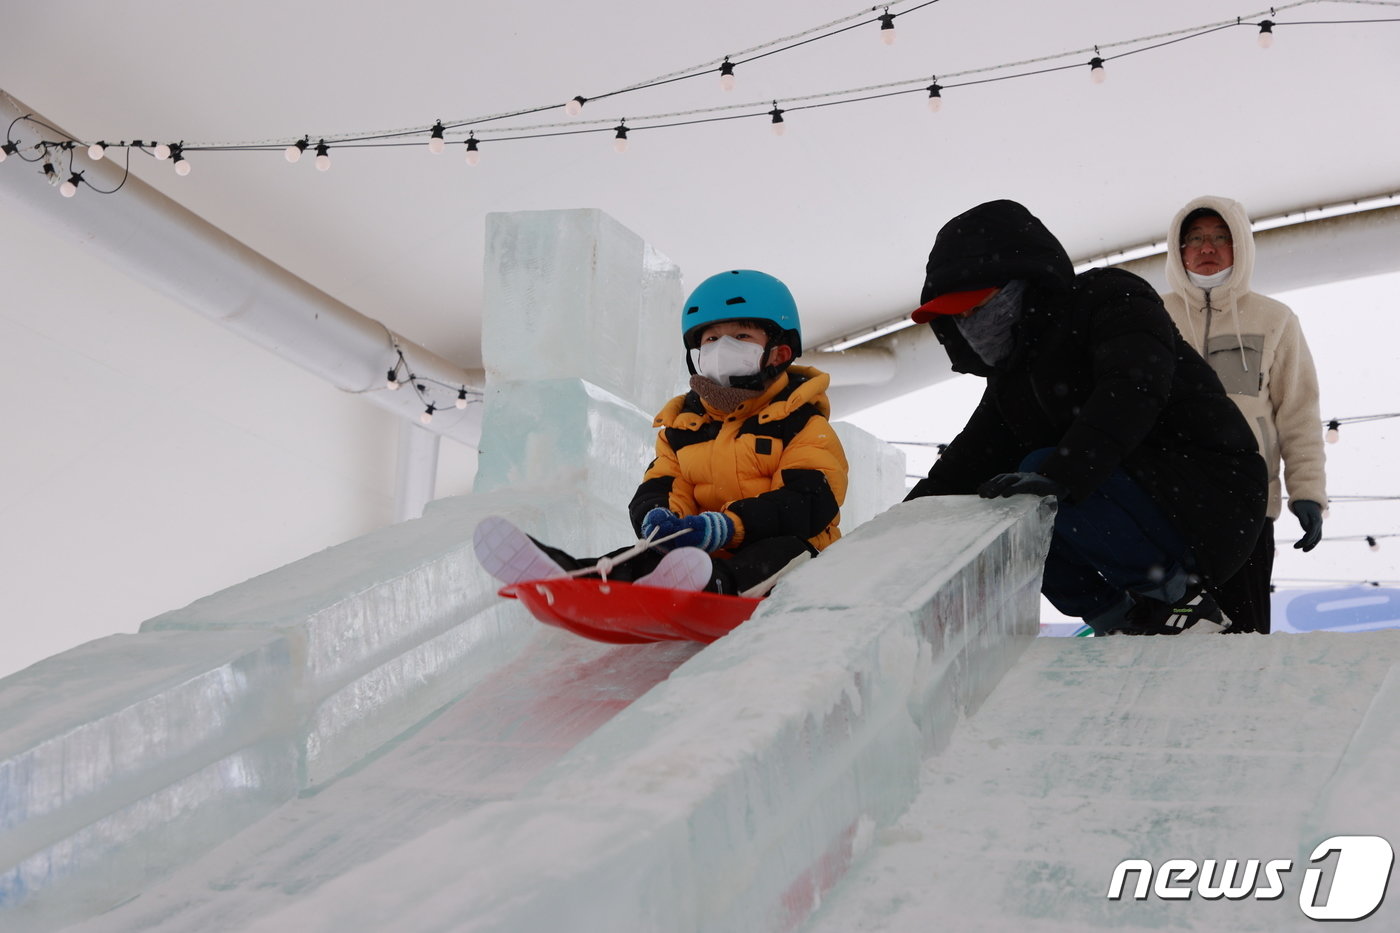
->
[911,287,1000,323]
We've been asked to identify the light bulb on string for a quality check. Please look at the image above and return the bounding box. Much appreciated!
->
[0,141,18,163]
[428,121,446,154]
[719,58,736,92]
[769,103,785,136]
[153,142,171,160]
[285,137,309,163]
[1326,419,1340,443]
[926,81,943,112]
[1089,56,1106,84]
[42,161,59,185]
[420,404,436,425]
[879,10,896,45]
[386,368,401,390]
[171,144,190,175]
[565,95,587,117]
[456,388,469,409]
[613,122,629,153]
[1258,20,1275,48]
[1367,536,1380,552]
[87,141,107,160]
[315,140,331,171]
[60,172,82,197]
[463,133,480,166]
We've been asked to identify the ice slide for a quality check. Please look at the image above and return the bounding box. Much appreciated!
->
[1,483,1053,933]
[13,495,1400,933]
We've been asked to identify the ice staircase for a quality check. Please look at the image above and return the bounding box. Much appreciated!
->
[804,629,1400,932]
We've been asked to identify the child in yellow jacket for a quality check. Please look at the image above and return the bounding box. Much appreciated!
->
[476,270,848,595]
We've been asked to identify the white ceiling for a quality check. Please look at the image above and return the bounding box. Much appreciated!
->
[6,0,1399,367]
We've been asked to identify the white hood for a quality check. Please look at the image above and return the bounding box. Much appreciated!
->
[1165,194,1256,306]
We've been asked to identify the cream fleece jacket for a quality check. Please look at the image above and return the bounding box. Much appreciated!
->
[1162,195,1328,519]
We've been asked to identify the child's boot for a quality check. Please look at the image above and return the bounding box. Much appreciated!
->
[634,547,713,592]
[473,516,567,585]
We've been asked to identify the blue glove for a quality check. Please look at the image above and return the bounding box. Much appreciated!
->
[1290,499,1324,552]
[977,472,1068,499]
[640,507,675,540]
[644,508,734,552]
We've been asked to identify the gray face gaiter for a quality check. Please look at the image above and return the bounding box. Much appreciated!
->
[955,279,1026,366]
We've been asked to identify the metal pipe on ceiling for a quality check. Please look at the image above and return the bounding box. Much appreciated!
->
[0,90,484,452]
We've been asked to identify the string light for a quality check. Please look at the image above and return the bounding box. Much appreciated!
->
[383,347,483,422]
[153,142,171,160]
[315,140,331,171]
[284,137,308,163]
[171,143,190,175]
[613,122,629,153]
[59,171,82,197]
[1258,19,1276,47]
[1322,412,1398,444]
[87,140,106,160]
[719,58,736,92]
[6,3,1399,196]
[926,80,943,112]
[463,133,480,166]
[0,141,18,162]
[428,121,446,154]
[42,160,58,184]
[879,10,897,44]
[1308,532,1400,551]
[769,103,786,135]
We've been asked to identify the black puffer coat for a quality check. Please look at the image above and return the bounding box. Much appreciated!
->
[905,200,1266,585]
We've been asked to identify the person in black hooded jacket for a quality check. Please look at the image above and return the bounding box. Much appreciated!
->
[904,199,1267,635]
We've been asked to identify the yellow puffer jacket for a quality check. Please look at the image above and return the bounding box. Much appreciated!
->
[628,365,848,552]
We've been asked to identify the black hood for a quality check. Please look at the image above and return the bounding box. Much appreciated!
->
[920,200,1075,306]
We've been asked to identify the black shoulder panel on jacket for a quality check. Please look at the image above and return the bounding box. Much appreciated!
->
[665,420,723,452]
[737,402,822,442]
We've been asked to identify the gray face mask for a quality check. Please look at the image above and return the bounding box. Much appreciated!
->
[954,279,1026,366]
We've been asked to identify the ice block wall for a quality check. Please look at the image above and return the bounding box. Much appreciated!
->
[475,209,689,553]
[246,495,1054,933]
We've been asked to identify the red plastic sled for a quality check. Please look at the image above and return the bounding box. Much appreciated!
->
[498,577,762,644]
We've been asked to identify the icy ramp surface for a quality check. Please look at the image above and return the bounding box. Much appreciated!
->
[63,630,699,933]
[804,630,1400,933]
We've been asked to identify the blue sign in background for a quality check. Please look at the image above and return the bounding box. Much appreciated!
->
[1275,586,1400,633]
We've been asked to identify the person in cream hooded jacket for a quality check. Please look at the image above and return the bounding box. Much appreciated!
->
[1162,195,1328,632]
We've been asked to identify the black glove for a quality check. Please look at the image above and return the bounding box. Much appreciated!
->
[976,472,1068,500]
[1290,499,1324,552]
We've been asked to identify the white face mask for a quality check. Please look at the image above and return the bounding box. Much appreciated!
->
[1188,267,1234,289]
[691,336,766,386]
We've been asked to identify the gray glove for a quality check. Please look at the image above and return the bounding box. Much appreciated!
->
[977,472,1068,500]
[1290,499,1324,552]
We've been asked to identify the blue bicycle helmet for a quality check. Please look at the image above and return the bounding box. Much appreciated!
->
[681,270,803,377]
